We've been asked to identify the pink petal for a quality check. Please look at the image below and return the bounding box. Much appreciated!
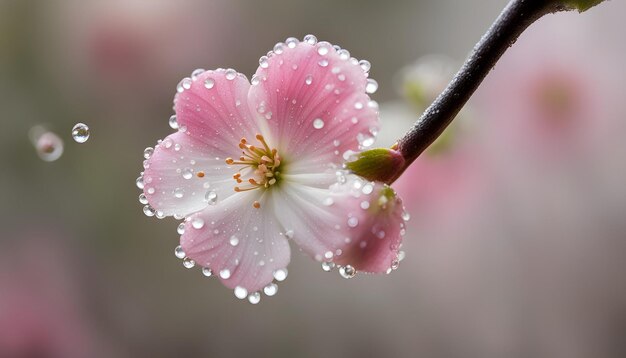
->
[248,39,379,171]
[143,131,235,217]
[174,68,260,155]
[180,191,290,293]
[332,178,407,273]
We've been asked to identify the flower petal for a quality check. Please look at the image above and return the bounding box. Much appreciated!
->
[143,131,235,217]
[248,39,379,170]
[174,68,260,155]
[180,191,290,293]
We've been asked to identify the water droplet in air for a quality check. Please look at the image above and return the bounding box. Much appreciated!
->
[183,257,195,268]
[204,78,215,89]
[321,261,336,272]
[303,34,317,45]
[365,79,378,94]
[248,291,261,304]
[33,131,64,162]
[273,268,288,281]
[313,118,325,129]
[339,265,356,279]
[191,217,204,229]
[234,286,248,299]
[71,123,90,143]
[264,283,278,296]
[174,245,185,259]
[219,268,231,279]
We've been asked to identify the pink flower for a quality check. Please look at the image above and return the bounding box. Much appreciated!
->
[139,36,408,302]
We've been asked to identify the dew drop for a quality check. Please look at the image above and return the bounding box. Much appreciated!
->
[323,197,334,206]
[338,49,350,60]
[71,123,90,143]
[284,230,294,239]
[191,217,205,229]
[285,37,299,48]
[182,168,193,180]
[225,69,237,80]
[362,183,374,195]
[354,102,364,110]
[204,78,215,89]
[347,217,359,228]
[183,257,195,268]
[391,258,400,270]
[273,268,288,281]
[219,268,231,279]
[143,205,155,217]
[318,59,329,67]
[234,286,248,299]
[402,210,411,221]
[173,188,184,198]
[259,56,269,69]
[365,79,378,94]
[324,251,333,259]
[177,223,185,235]
[229,235,239,247]
[248,291,261,304]
[360,201,370,210]
[174,245,185,259]
[136,176,144,189]
[169,115,179,129]
[205,190,218,205]
[143,147,154,159]
[303,34,317,45]
[398,250,406,261]
[202,267,213,277]
[191,68,205,80]
[147,187,155,195]
[251,74,260,86]
[359,59,371,72]
[33,131,64,162]
[138,193,148,204]
[317,44,329,56]
[305,75,313,85]
[273,42,284,54]
[313,118,325,129]
[264,283,278,296]
[321,261,336,272]
[339,265,356,279]
[333,139,341,147]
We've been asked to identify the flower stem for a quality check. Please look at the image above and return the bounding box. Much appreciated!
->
[387,0,580,184]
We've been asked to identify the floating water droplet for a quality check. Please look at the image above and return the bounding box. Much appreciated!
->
[177,223,185,235]
[321,261,336,272]
[273,268,288,281]
[347,217,359,228]
[234,286,248,299]
[229,235,239,247]
[71,123,90,143]
[225,69,237,80]
[181,168,193,180]
[202,267,213,277]
[305,75,313,85]
[191,68,205,80]
[183,257,195,268]
[313,118,325,129]
[303,34,317,45]
[32,131,64,162]
[191,217,204,229]
[359,59,371,72]
[365,79,378,94]
[248,291,261,304]
[204,78,215,89]
[259,56,269,69]
[339,265,356,279]
[143,147,154,159]
[219,268,231,279]
[143,205,155,217]
[273,42,284,54]
[174,245,185,259]
[173,188,184,198]
[338,49,350,60]
[205,190,218,205]
[264,283,278,296]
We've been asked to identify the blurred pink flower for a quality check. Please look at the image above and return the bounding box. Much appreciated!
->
[140,36,407,302]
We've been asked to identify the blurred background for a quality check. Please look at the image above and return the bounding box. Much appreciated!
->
[1,0,625,357]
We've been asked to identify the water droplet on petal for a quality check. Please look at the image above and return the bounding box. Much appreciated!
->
[143,205,155,217]
[365,79,378,94]
[251,75,260,86]
[347,217,359,228]
[136,176,144,189]
[225,69,237,80]
[303,34,317,45]
[219,268,231,279]
[360,201,370,209]
[191,68,205,80]
[354,102,364,110]
[323,197,334,206]
[205,190,218,205]
[202,267,213,277]
[182,168,193,180]
[318,59,329,67]
[173,188,184,198]
[191,217,204,229]
[138,193,148,204]
[174,245,185,259]
[168,115,179,129]
[402,210,411,221]
[273,268,288,281]
[259,56,269,69]
[391,258,400,270]
[177,223,185,235]
[285,37,299,48]
[284,230,294,239]
[359,59,371,73]
[264,283,278,296]
[339,265,356,279]
[71,123,90,143]
[248,291,261,304]
[398,250,406,261]
[229,235,239,247]
[305,75,313,85]
[234,286,248,299]
[183,257,195,268]
[204,78,215,89]
[313,118,325,129]
[321,261,336,272]
[317,44,329,56]
[143,147,154,159]
[273,42,284,54]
